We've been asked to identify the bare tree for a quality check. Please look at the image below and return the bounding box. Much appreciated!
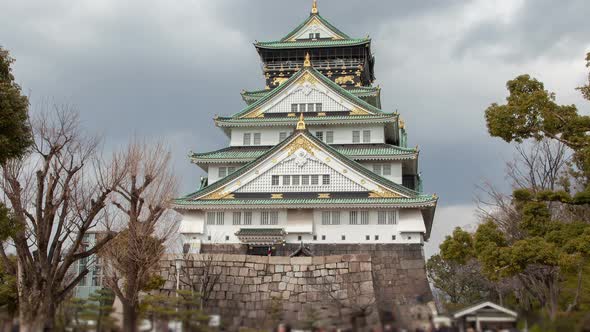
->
[178,254,221,311]
[0,105,126,331]
[102,141,178,332]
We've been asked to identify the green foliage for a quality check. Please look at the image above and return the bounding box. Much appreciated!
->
[0,47,32,164]
[426,254,495,305]
[141,290,210,332]
[439,227,475,264]
[0,255,17,316]
[141,274,166,292]
[58,289,117,331]
[0,203,22,241]
[577,52,590,101]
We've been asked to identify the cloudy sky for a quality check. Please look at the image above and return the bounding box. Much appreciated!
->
[2,0,589,256]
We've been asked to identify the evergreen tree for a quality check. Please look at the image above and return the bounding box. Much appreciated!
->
[0,47,32,164]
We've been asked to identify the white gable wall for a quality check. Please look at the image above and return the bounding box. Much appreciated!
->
[359,161,403,184]
[291,22,340,40]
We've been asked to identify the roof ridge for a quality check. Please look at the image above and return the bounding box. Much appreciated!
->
[279,13,351,42]
[230,66,386,119]
[179,131,427,201]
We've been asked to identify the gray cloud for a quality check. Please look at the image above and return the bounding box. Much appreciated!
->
[1,0,588,252]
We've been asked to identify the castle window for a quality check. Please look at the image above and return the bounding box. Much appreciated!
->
[321,211,330,225]
[363,130,371,143]
[299,103,306,112]
[243,133,251,146]
[302,175,310,185]
[253,133,261,145]
[232,212,242,225]
[373,164,382,175]
[352,130,360,143]
[315,33,320,39]
[387,211,397,224]
[360,211,369,225]
[225,235,229,241]
[349,211,358,225]
[322,235,326,240]
[298,235,302,241]
[341,235,346,240]
[316,103,322,112]
[271,175,280,186]
[243,211,252,225]
[331,211,341,225]
[315,131,324,141]
[378,211,387,225]
[283,175,291,185]
[216,211,224,225]
[365,235,370,241]
[218,167,227,178]
[383,164,391,175]
[207,235,211,241]
[392,235,396,240]
[322,174,330,185]
[309,33,314,39]
[326,131,333,143]
[291,104,298,112]
[308,103,315,112]
[227,166,236,174]
[311,175,319,185]
[261,211,278,225]
[279,132,288,141]
[375,235,379,240]
[292,175,300,185]
[321,211,340,225]
[313,235,317,240]
[206,212,216,225]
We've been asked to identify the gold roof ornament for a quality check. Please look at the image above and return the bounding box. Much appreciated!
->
[296,113,306,130]
[303,52,311,67]
[311,0,318,14]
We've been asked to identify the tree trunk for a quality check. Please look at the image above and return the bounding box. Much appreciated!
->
[19,292,56,332]
[123,301,138,332]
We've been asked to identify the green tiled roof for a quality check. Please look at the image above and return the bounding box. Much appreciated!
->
[173,196,436,207]
[191,144,417,163]
[235,228,286,236]
[279,13,350,42]
[231,66,385,119]
[177,130,429,203]
[256,38,370,49]
[215,114,396,127]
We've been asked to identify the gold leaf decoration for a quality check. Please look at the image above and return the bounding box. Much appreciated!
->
[286,136,316,156]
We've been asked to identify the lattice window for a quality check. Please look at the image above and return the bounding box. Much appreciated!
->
[360,211,369,225]
[308,103,315,112]
[261,211,278,225]
[387,211,397,224]
[232,212,242,225]
[373,164,382,175]
[322,175,330,185]
[331,211,340,225]
[352,131,360,143]
[279,132,288,141]
[302,175,310,186]
[321,211,340,225]
[283,175,291,185]
[315,131,324,141]
[326,131,334,143]
[291,104,298,113]
[316,103,322,112]
[363,130,371,143]
[218,167,227,178]
[349,211,358,225]
[321,211,330,225]
[216,211,224,225]
[253,133,261,145]
[243,212,252,225]
[292,175,300,185]
[206,212,216,225]
[271,175,279,186]
[383,164,391,176]
[378,211,387,225]
[243,133,251,146]
[311,175,319,185]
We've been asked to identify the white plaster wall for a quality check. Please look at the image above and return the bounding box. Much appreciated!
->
[229,124,385,146]
[208,163,243,183]
[359,161,403,184]
[180,208,425,245]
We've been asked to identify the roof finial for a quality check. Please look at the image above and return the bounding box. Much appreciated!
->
[296,113,306,130]
[303,52,311,67]
[311,0,318,14]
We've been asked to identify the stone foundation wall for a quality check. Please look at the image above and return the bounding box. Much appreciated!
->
[158,244,432,330]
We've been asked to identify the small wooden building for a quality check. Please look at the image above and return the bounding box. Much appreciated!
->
[452,301,518,332]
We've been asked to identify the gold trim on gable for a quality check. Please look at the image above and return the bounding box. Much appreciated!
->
[318,193,330,199]
[271,193,283,199]
[349,107,370,116]
[368,187,403,198]
[286,17,346,42]
[286,135,316,156]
